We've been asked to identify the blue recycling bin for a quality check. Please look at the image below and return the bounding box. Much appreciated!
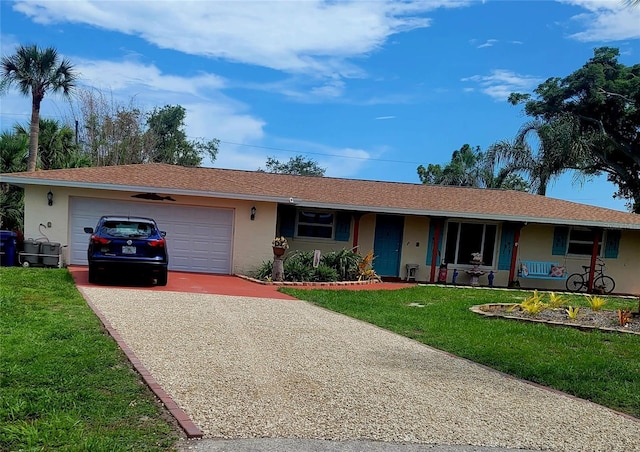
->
[0,230,17,266]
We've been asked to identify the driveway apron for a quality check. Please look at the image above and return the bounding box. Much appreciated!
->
[79,282,640,452]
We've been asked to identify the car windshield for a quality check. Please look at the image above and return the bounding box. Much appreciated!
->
[99,221,155,238]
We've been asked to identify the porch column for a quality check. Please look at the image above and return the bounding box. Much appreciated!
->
[587,229,602,293]
[429,219,443,283]
[508,223,524,286]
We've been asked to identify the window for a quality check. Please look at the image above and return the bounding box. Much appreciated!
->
[296,210,334,239]
[567,228,602,256]
[443,221,497,266]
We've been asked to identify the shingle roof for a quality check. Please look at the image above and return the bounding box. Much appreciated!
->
[2,163,639,229]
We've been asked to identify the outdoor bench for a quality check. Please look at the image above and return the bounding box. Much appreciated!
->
[519,260,568,280]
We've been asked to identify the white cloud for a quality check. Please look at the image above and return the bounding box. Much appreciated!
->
[558,0,640,41]
[10,0,459,78]
[477,39,498,48]
[462,70,543,101]
[375,116,396,120]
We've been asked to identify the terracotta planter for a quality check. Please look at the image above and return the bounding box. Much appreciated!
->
[272,246,286,256]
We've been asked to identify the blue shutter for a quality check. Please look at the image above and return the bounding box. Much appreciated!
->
[604,230,621,259]
[497,224,515,270]
[279,205,296,237]
[335,212,351,242]
[425,220,442,266]
[552,227,568,255]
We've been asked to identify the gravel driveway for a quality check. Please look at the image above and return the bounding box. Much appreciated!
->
[83,288,640,451]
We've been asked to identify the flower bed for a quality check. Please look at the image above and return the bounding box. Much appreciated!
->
[471,303,640,335]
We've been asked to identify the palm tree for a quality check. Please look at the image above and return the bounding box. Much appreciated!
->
[15,119,91,170]
[0,131,28,230]
[486,116,590,195]
[1,45,77,172]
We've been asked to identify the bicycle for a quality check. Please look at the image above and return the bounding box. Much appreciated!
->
[565,257,615,294]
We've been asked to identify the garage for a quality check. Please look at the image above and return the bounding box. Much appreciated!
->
[69,197,233,274]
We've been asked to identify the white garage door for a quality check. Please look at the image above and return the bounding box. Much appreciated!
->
[69,197,233,274]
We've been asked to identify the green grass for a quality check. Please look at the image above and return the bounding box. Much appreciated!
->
[0,268,178,451]
[282,285,640,418]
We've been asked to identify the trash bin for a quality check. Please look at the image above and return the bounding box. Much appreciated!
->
[0,230,17,266]
[21,239,41,266]
[41,242,61,267]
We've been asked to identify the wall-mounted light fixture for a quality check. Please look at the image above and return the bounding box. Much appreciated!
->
[47,190,53,206]
[250,206,256,221]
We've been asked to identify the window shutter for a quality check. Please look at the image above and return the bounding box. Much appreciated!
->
[278,205,296,237]
[604,230,621,259]
[552,227,568,255]
[425,220,442,266]
[497,224,515,270]
[335,212,351,242]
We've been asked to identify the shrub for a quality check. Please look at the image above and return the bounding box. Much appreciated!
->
[321,248,360,281]
[566,306,580,319]
[617,308,633,327]
[548,292,565,308]
[586,294,607,311]
[253,260,273,280]
[313,265,339,282]
[284,254,315,282]
[520,290,547,315]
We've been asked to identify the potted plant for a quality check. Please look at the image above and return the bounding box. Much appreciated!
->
[272,236,289,256]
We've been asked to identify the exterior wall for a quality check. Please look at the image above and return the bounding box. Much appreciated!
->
[613,229,640,295]
[23,186,278,275]
[22,185,640,294]
[357,213,376,256]
[516,224,640,295]
[400,216,430,281]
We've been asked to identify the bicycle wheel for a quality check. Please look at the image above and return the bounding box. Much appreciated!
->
[594,275,615,294]
[566,273,586,292]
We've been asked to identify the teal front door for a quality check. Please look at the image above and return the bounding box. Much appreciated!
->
[373,215,404,277]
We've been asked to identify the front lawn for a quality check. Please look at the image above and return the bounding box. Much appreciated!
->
[0,268,179,451]
[282,285,640,418]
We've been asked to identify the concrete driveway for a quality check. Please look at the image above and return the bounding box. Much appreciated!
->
[73,269,640,452]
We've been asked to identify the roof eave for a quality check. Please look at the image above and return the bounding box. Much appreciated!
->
[0,177,293,204]
[294,201,640,230]
[4,175,639,230]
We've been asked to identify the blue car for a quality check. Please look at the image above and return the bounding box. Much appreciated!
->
[84,216,168,286]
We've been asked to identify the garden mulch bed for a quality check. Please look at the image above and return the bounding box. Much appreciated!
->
[471,303,640,335]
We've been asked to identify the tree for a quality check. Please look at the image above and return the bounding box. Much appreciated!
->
[1,44,77,172]
[418,144,482,186]
[15,119,91,170]
[486,115,591,196]
[509,47,640,212]
[259,155,326,176]
[145,105,219,167]
[0,131,28,230]
[417,144,529,190]
[74,91,218,167]
[74,87,153,166]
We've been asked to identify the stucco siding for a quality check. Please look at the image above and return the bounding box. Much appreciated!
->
[23,186,278,275]
[401,216,430,281]
[516,224,639,295]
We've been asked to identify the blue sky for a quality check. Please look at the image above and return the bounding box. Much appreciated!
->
[1,0,639,211]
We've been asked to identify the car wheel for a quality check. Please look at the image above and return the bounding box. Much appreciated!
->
[156,269,168,286]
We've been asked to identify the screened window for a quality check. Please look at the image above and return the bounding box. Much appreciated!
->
[444,221,497,266]
[567,228,602,256]
[296,210,334,239]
